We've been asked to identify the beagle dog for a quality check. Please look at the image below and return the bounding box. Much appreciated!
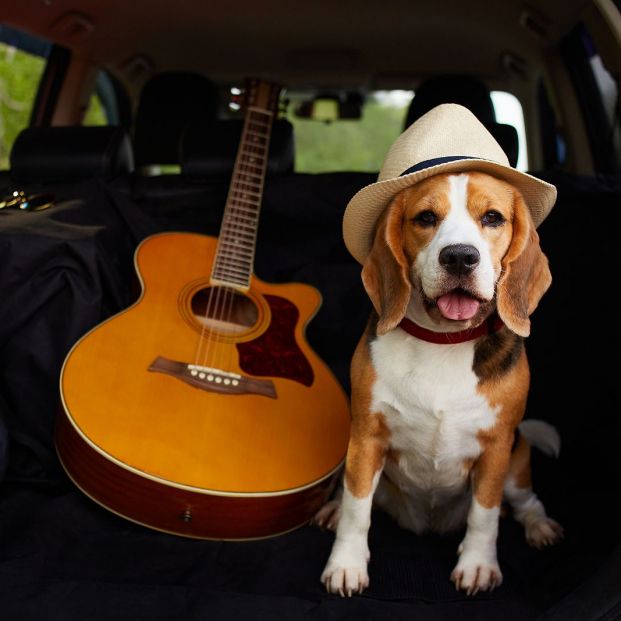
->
[316,171,563,596]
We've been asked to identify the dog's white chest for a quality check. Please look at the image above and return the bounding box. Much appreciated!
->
[370,329,498,530]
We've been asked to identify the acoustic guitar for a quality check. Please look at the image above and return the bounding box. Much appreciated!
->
[57,79,350,539]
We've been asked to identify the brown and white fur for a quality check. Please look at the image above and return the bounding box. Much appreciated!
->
[316,172,563,597]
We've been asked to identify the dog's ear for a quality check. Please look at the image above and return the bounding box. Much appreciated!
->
[361,193,412,335]
[496,192,551,337]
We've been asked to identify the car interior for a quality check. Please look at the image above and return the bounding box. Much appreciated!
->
[0,1,620,619]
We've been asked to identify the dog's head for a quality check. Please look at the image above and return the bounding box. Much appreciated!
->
[362,172,551,337]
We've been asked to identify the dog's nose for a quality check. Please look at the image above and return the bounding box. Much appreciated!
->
[439,244,480,276]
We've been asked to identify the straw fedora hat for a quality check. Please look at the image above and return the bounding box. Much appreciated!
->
[343,103,557,264]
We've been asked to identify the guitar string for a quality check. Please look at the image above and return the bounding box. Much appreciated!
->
[219,109,268,376]
[191,239,211,366]
[196,96,276,380]
[201,105,260,374]
[220,110,270,377]
[192,247,219,367]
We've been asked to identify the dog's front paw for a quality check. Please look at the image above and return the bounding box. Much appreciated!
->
[321,540,370,596]
[526,517,564,549]
[451,552,502,596]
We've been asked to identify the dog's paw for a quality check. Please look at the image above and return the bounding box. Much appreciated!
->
[451,553,502,596]
[526,517,564,549]
[321,560,369,597]
[312,499,341,532]
[321,540,370,596]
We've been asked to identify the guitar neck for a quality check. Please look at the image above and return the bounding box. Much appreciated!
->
[211,82,281,289]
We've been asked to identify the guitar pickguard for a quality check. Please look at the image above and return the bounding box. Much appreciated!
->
[236,294,314,387]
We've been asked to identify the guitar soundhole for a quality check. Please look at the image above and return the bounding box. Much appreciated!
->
[190,286,259,335]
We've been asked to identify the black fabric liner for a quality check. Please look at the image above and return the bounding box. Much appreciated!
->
[0,171,620,620]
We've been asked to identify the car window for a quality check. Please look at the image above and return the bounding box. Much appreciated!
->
[285,89,528,173]
[286,90,413,173]
[490,91,529,171]
[0,24,50,170]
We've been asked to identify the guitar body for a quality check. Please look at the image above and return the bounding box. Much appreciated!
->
[57,232,350,539]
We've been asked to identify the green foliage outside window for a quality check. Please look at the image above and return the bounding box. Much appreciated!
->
[83,93,107,126]
[0,42,46,169]
[286,93,412,173]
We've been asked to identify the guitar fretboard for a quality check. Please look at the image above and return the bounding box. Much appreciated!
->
[211,108,274,289]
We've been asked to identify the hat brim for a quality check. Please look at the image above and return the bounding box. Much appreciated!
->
[343,158,557,264]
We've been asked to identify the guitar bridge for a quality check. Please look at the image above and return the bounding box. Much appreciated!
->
[148,356,277,399]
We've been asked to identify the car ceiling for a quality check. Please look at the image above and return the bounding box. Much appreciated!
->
[1,0,593,89]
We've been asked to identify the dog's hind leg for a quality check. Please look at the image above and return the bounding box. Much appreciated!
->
[504,422,564,549]
[312,483,343,532]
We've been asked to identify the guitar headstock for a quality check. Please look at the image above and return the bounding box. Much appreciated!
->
[234,78,283,116]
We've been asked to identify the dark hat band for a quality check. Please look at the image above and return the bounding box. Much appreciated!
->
[400,155,483,177]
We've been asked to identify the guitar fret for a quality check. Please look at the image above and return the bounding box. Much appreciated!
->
[233,177,262,188]
[215,262,252,278]
[241,145,268,156]
[229,200,259,212]
[222,222,256,233]
[233,176,262,186]
[229,197,260,210]
[248,112,270,122]
[231,172,263,185]
[215,253,251,267]
[215,259,251,272]
[230,188,261,197]
[230,190,261,202]
[216,243,253,256]
[218,242,253,255]
[214,261,252,276]
[223,211,257,223]
[238,176,262,184]
[248,108,273,118]
[247,123,268,134]
[223,214,257,227]
[225,201,259,214]
[218,239,253,252]
[245,130,267,142]
[239,155,265,167]
[238,162,263,171]
[216,251,251,264]
[240,151,267,163]
[231,183,261,201]
[214,265,251,278]
[233,171,263,183]
[220,230,255,241]
[225,205,258,217]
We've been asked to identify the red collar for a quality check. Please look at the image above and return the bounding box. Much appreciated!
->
[398,315,505,344]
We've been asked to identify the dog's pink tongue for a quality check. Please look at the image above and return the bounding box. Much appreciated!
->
[437,292,480,320]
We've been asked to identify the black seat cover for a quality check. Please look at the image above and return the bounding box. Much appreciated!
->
[181,118,295,178]
[133,72,219,167]
[10,126,133,183]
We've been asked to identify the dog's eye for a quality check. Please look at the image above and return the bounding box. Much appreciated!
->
[414,210,437,227]
[481,210,505,227]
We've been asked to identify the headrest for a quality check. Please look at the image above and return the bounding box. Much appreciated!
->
[133,72,219,166]
[405,75,519,167]
[10,126,134,184]
[181,119,295,178]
